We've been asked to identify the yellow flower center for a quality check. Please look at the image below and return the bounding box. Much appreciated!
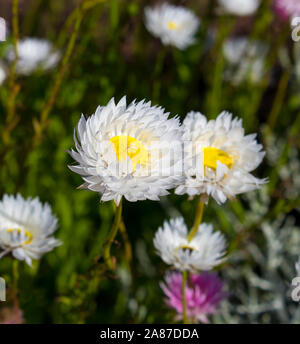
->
[203,147,233,171]
[175,245,198,254]
[6,228,33,245]
[110,135,149,171]
[180,245,197,252]
[167,21,178,30]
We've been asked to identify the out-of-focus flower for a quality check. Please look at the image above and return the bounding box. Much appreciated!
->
[0,307,24,324]
[223,37,268,85]
[218,0,260,16]
[176,111,267,204]
[0,194,61,266]
[69,96,183,204]
[161,271,227,323]
[6,37,60,75]
[144,3,200,50]
[0,62,7,85]
[0,17,6,41]
[154,217,226,272]
[273,0,300,21]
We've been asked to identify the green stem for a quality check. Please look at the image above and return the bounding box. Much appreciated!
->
[187,199,204,242]
[9,0,19,90]
[268,71,289,130]
[182,199,205,324]
[57,0,106,48]
[110,0,119,32]
[12,260,19,309]
[207,16,236,117]
[182,270,188,324]
[103,199,123,270]
[119,218,136,292]
[119,219,132,267]
[4,0,20,146]
[33,0,87,148]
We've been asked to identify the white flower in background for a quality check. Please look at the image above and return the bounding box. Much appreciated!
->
[144,3,200,50]
[223,37,268,85]
[6,37,61,75]
[0,194,61,266]
[0,17,6,41]
[154,217,226,272]
[0,62,7,85]
[69,96,183,204]
[296,257,300,276]
[176,111,267,204]
[218,0,260,16]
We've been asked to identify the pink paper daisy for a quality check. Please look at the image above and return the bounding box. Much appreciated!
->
[161,271,227,323]
[274,0,300,21]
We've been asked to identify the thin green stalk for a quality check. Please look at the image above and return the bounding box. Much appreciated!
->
[110,0,119,32]
[33,0,107,147]
[5,0,20,146]
[12,260,19,309]
[103,199,123,270]
[57,0,106,48]
[207,16,236,117]
[182,270,188,324]
[244,26,291,131]
[268,71,289,130]
[182,199,205,324]
[187,199,204,242]
[33,10,83,148]
[119,219,132,268]
[119,219,136,292]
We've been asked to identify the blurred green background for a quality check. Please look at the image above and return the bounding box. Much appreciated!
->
[0,0,299,323]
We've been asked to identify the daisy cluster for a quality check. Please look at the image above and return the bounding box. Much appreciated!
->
[67,95,266,322]
[69,96,266,205]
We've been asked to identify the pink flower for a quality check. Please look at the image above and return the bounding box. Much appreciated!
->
[273,0,300,21]
[161,271,227,323]
[0,307,24,324]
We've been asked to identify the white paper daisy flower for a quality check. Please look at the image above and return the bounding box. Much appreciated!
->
[69,96,183,204]
[0,194,61,266]
[144,3,200,50]
[154,217,226,272]
[6,37,61,75]
[223,37,268,85]
[0,17,6,42]
[218,0,260,16]
[176,111,267,204]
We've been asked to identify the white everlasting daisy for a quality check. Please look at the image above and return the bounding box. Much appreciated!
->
[176,111,267,204]
[7,37,60,75]
[218,0,260,16]
[0,194,61,266]
[144,3,200,50]
[0,17,6,41]
[154,217,226,272]
[69,96,183,204]
[223,37,268,85]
